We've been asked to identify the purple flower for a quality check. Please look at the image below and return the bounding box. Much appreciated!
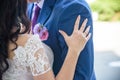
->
[33,23,49,41]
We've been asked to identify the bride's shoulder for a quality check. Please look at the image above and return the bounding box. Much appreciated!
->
[19,34,38,40]
[17,34,42,47]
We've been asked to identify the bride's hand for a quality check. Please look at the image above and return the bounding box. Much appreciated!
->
[59,15,91,55]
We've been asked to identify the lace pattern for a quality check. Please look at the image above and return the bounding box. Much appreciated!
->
[3,34,52,80]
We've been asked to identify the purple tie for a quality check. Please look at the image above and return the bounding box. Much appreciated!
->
[32,4,40,33]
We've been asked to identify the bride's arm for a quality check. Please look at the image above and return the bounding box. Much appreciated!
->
[33,49,79,80]
[33,16,91,80]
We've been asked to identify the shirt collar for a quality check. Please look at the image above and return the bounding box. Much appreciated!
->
[34,0,44,8]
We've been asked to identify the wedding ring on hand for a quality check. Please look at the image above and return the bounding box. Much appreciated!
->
[83,32,87,37]
[82,33,86,38]
[83,26,90,37]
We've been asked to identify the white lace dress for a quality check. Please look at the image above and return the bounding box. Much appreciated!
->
[2,35,54,80]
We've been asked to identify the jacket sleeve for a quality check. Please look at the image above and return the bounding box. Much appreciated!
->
[57,1,95,79]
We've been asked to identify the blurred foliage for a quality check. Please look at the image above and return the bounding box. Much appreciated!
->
[90,0,120,21]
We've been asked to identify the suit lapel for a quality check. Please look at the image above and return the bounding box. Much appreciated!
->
[37,0,52,25]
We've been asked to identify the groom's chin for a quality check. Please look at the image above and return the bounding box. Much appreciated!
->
[27,0,37,3]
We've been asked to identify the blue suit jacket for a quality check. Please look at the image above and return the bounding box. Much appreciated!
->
[28,0,96,80]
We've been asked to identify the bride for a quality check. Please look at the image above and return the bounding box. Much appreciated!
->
[0,0,91,80]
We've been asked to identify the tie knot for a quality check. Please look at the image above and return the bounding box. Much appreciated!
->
[35,4,40,12]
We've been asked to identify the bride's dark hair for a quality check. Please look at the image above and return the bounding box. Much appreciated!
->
[0,0,30,79]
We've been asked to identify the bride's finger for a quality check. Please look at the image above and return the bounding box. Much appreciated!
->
[84,26,90,36]
[59,30,68,39]
[73,15,80,32]
[86,33,91,41]
[79,18,88,32]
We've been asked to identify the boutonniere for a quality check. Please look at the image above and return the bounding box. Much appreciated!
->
[33,23,49,41]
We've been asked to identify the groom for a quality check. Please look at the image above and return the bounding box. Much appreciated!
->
[27,0,96,80]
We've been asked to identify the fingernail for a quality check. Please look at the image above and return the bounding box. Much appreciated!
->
[77,15,80,20]
[88,26,91,28]
[59,30,62,33]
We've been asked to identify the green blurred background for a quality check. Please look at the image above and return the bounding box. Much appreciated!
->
[90,0,120,21]
[87,0,120,80]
